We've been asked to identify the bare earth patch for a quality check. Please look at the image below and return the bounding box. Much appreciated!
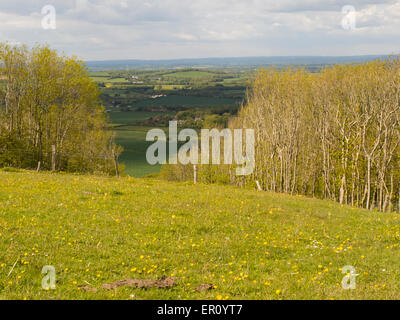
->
[195,284,215,292]
[101,277,178,290]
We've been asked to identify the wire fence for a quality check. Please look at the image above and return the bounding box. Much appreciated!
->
[0,147,117,172]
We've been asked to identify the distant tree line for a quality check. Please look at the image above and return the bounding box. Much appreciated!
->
[0,44,121,174]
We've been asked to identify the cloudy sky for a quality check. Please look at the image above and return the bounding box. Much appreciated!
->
[0,0,399,60]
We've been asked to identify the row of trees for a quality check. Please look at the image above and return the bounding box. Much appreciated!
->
[230,59,400,212]
[0,44,120,174]
[162,59,400,212]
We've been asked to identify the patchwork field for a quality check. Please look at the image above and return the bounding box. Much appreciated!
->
[1,170,399,300]
[95,68,246,179]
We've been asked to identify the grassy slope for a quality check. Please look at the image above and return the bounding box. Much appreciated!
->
[0,170,399,300]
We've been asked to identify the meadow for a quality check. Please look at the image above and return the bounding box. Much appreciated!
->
[133,95,238,109]
[109,111,163,126]
[165,70,217,79]
[112,126,162,177]
[1,170,400,300]
[108,112,168,177]
[91,77,131,84]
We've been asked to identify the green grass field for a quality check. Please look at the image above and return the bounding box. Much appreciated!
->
[109,111,162,126]
[135,95,237,108]
[113,126,163,177]
[165,71,216,79]
[1,170,400,300]
[108,112,168,177]
[156,85,186,90]
[90,77,130,84]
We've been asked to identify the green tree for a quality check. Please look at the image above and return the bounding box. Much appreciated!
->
[0,43,121,174]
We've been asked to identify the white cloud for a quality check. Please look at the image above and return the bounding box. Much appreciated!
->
[0,0,398,59]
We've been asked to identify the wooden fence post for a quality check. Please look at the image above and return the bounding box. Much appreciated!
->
[194,165,198,184]
[51,145,56,172]
[112,149,119,178]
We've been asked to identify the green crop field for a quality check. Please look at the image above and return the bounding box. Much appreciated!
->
[1,170,400,300]
[108,112,169,177]
[91,77,130,84]
[89,72,110,77]
[156,85,186,90]
[109,111,162,126]
[165,71,216,79]
[134,95,238,108]
[113,126,164,177]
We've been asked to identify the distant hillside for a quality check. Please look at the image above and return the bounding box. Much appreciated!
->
[86,55,389,71]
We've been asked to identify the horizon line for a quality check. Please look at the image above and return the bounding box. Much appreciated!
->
[85,54,393,63]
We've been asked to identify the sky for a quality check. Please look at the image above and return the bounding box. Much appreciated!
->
[0,0,399,60]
